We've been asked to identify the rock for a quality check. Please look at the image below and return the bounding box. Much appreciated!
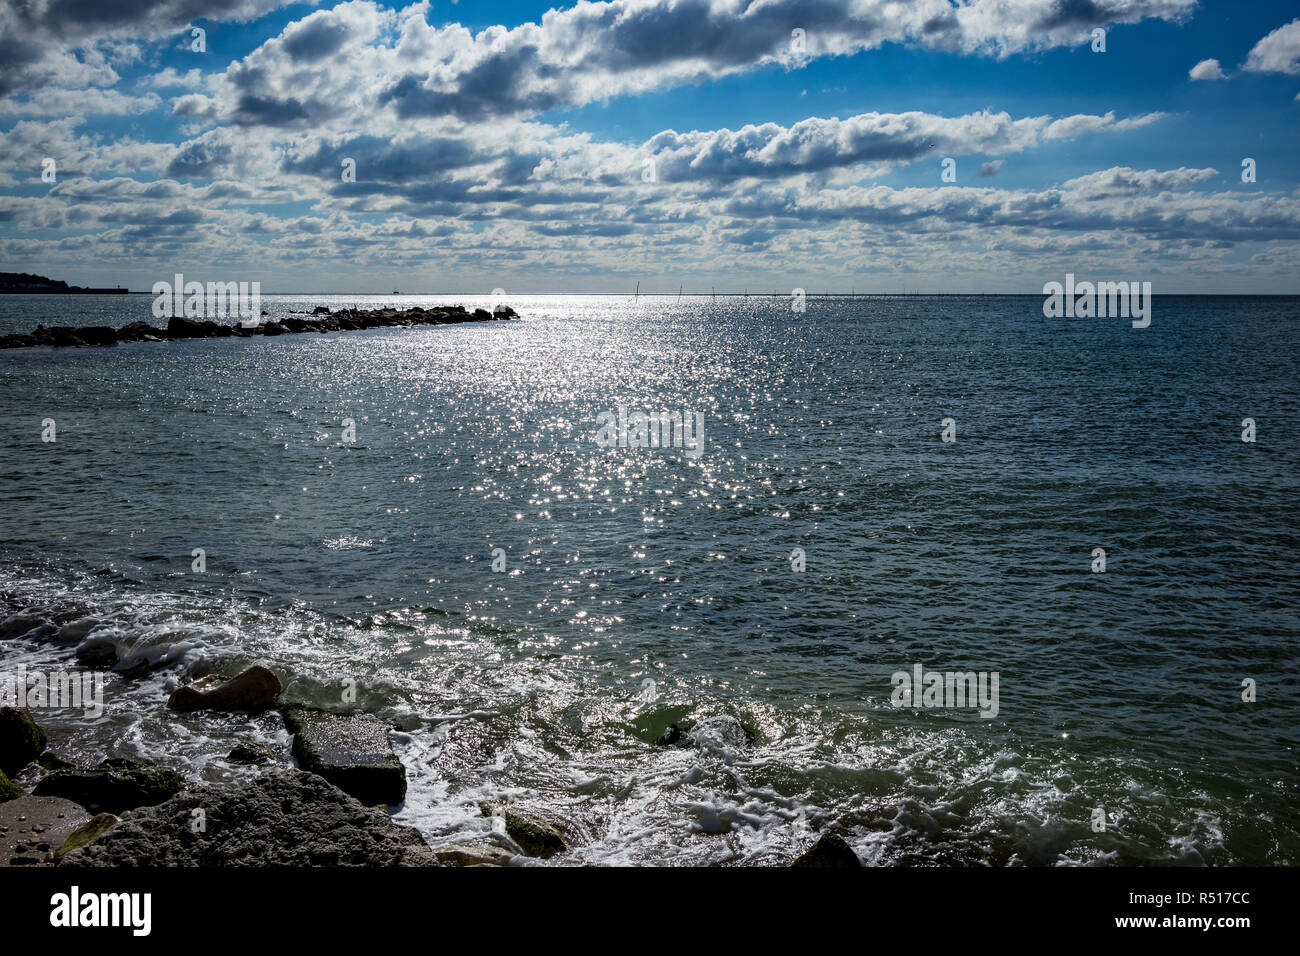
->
[0,707,47,775]
[74,639,118,669]
[115,321,162,342]
[0,768,21,802]
[283,708,406,806]
[261,321,286,335]
[167,665,282,714]
[225,743,275,765]
[33,758,185,814]
[433,844,514,866]
[502,808,566,859]
[0,796,90,867]
[791,833,862,867]
[38,752,74,770]
[311,305,330,315]
[76,325,118,346]
[31,325,87,347]
[54,813,118,861]
[656,723,684,746]
[166,316,224,338]
[58,770,436,866]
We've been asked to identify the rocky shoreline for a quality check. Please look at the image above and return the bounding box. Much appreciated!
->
[0,303,518,350]
[0,663,861,867]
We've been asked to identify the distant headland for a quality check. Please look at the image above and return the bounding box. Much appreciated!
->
[0,272,128,294]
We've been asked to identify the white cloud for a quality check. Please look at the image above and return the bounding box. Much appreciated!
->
[1189,58,1226,80]
[1243,18,1300,75]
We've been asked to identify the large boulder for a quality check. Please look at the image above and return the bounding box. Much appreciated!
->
[0,707,47,775]
[283,708,406,806]
[58,770,437,866]
[0,795,91,866]
[33,758,185,814]
[167,665,282,714]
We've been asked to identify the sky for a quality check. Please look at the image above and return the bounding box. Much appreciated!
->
[0,0,1298,293]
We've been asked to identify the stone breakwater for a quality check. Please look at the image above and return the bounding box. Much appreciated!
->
[0,303,518,350]
[0,665,863,867]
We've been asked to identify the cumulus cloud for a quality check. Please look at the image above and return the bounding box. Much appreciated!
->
[0,0,309,96]
[175,0,1202,127]
[1243,18,1300,75]
[1189,58,1226,80]
[640,109,1163,182]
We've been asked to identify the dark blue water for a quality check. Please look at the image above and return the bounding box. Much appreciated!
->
[1,293,1296,865]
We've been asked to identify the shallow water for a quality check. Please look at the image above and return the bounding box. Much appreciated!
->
[1,293,1296,865]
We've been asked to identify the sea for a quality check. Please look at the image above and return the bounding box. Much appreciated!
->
[0,292,1296,865]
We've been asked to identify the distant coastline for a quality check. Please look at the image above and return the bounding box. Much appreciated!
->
[0,272,128,294]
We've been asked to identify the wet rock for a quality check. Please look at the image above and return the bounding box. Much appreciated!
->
[76,325,118,346]
[283,707,407,806]
[0,707,47,775]
[261,321,286,335]
[167,665,282,714]
[501,808,567,859]
[311,305,330,315]
[0,333,35,349]
[74,639,118,669]
[33,758,185,814]
[791,832,862,867]
[0,796,90,867]
[54,813,118,861]
[115,321,164,342]
[656,723,684,747]
[167,316,230,338]
[37,752,75,771]
[58,770,436,866]
[30,325,87,347]
[225,743,276,765]
[0,768,21,802]
[433,844,514,866]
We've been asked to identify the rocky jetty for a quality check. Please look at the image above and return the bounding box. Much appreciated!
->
[58,770,438,866]
[0,303,518,349]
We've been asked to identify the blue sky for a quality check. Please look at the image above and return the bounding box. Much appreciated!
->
[1,0,1298,292]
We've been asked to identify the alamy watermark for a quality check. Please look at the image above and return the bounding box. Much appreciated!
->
[595,407,705,458]
[1042,274,1151,328]
[2,665,105,719]
[890,663,999,718]
[152,273,261,326]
